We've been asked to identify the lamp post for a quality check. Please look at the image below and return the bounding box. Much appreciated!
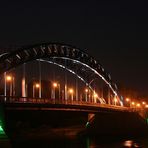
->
[126,98,131,107]
[52,82,57,100]
[52,82,60,101]
[131,101,135,108]
[6,75,13,95]
[93,92,98,103]
[142,101,146,105]
[33,83,40,98]
[126,98,130,102]
[51,82,61,102]
[85,88,88,102]
[69,88,74,102]
[136,103,141,109]
[4,74,13,102]
[114,96,118,106]
[7,75,12,97]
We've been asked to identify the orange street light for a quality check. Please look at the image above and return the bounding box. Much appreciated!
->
[145,105,148,108]
[114,98,118,102]
[125,98,131,107]
[93,93,98,98]
[85,89,88,93]
[52,82,59,100]
[113,97,118,106]
[35,83,40,88]
[142,101,146,105]
[93,93,98,103]
[52,82,60,98]
[126,98,130,102]
[136,103,141,107]
[69,88,74,94]
[5,75,13,97]
[131,102,135,108]
[69,88,74,101]
[6,76,12,82]
[53,82,58,88]
[33,83,40,98]
[85,88,88,102]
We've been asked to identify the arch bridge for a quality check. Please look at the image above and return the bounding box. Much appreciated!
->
[1,43,147,139]
[0,43,124,108]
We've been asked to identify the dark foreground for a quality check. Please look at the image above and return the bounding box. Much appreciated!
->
[1,134,148,148]
[1,103,148,147]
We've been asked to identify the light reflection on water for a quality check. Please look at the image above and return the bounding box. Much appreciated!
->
[0,123,147,147]
[2,137,146,148]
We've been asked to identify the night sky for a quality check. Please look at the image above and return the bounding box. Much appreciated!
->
[0,1,148,97]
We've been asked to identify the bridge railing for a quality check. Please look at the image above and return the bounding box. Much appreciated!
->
[0,95,138,112]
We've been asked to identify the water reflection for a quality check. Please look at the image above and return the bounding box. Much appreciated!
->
[123,140,141,147]
[0,136,145,148]
[11,137,144,148]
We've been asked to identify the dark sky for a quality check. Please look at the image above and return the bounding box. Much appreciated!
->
[0,1,148,96]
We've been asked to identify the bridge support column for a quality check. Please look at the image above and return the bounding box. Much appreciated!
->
[86,113,95,127]
[39,59,42,98]
[22,64,26,98]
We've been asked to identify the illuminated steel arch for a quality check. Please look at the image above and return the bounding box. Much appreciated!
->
[0,43,122,105]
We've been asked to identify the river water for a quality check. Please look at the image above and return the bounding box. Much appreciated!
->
[1,136,148,148]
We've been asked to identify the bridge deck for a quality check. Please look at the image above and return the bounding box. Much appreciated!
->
[0,97,135,113]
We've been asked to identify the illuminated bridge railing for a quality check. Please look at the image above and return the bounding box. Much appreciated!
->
[0,96,134,112]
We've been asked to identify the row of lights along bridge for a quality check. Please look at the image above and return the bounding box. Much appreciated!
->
[125,98,148,109]
[4,75,147,108]
[4,75,103,104]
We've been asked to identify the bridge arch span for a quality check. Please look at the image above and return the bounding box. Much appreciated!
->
[0,43,122,105]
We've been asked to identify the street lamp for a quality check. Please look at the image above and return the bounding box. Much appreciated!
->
[131,101,135,106]
[52,82,57,100]
[33,83,40,98]
[5,75,13,97]
[85,88,88,102]
[35,83,40,88]
[53,82,58,88]
[114,98,118,106]
[136,103,141,108]
[69,88,74,101]
[6,76,12,81]
[93,92,98,103]
[126,98,130,102]
[126,98,131,107]
[52,82,60,100]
